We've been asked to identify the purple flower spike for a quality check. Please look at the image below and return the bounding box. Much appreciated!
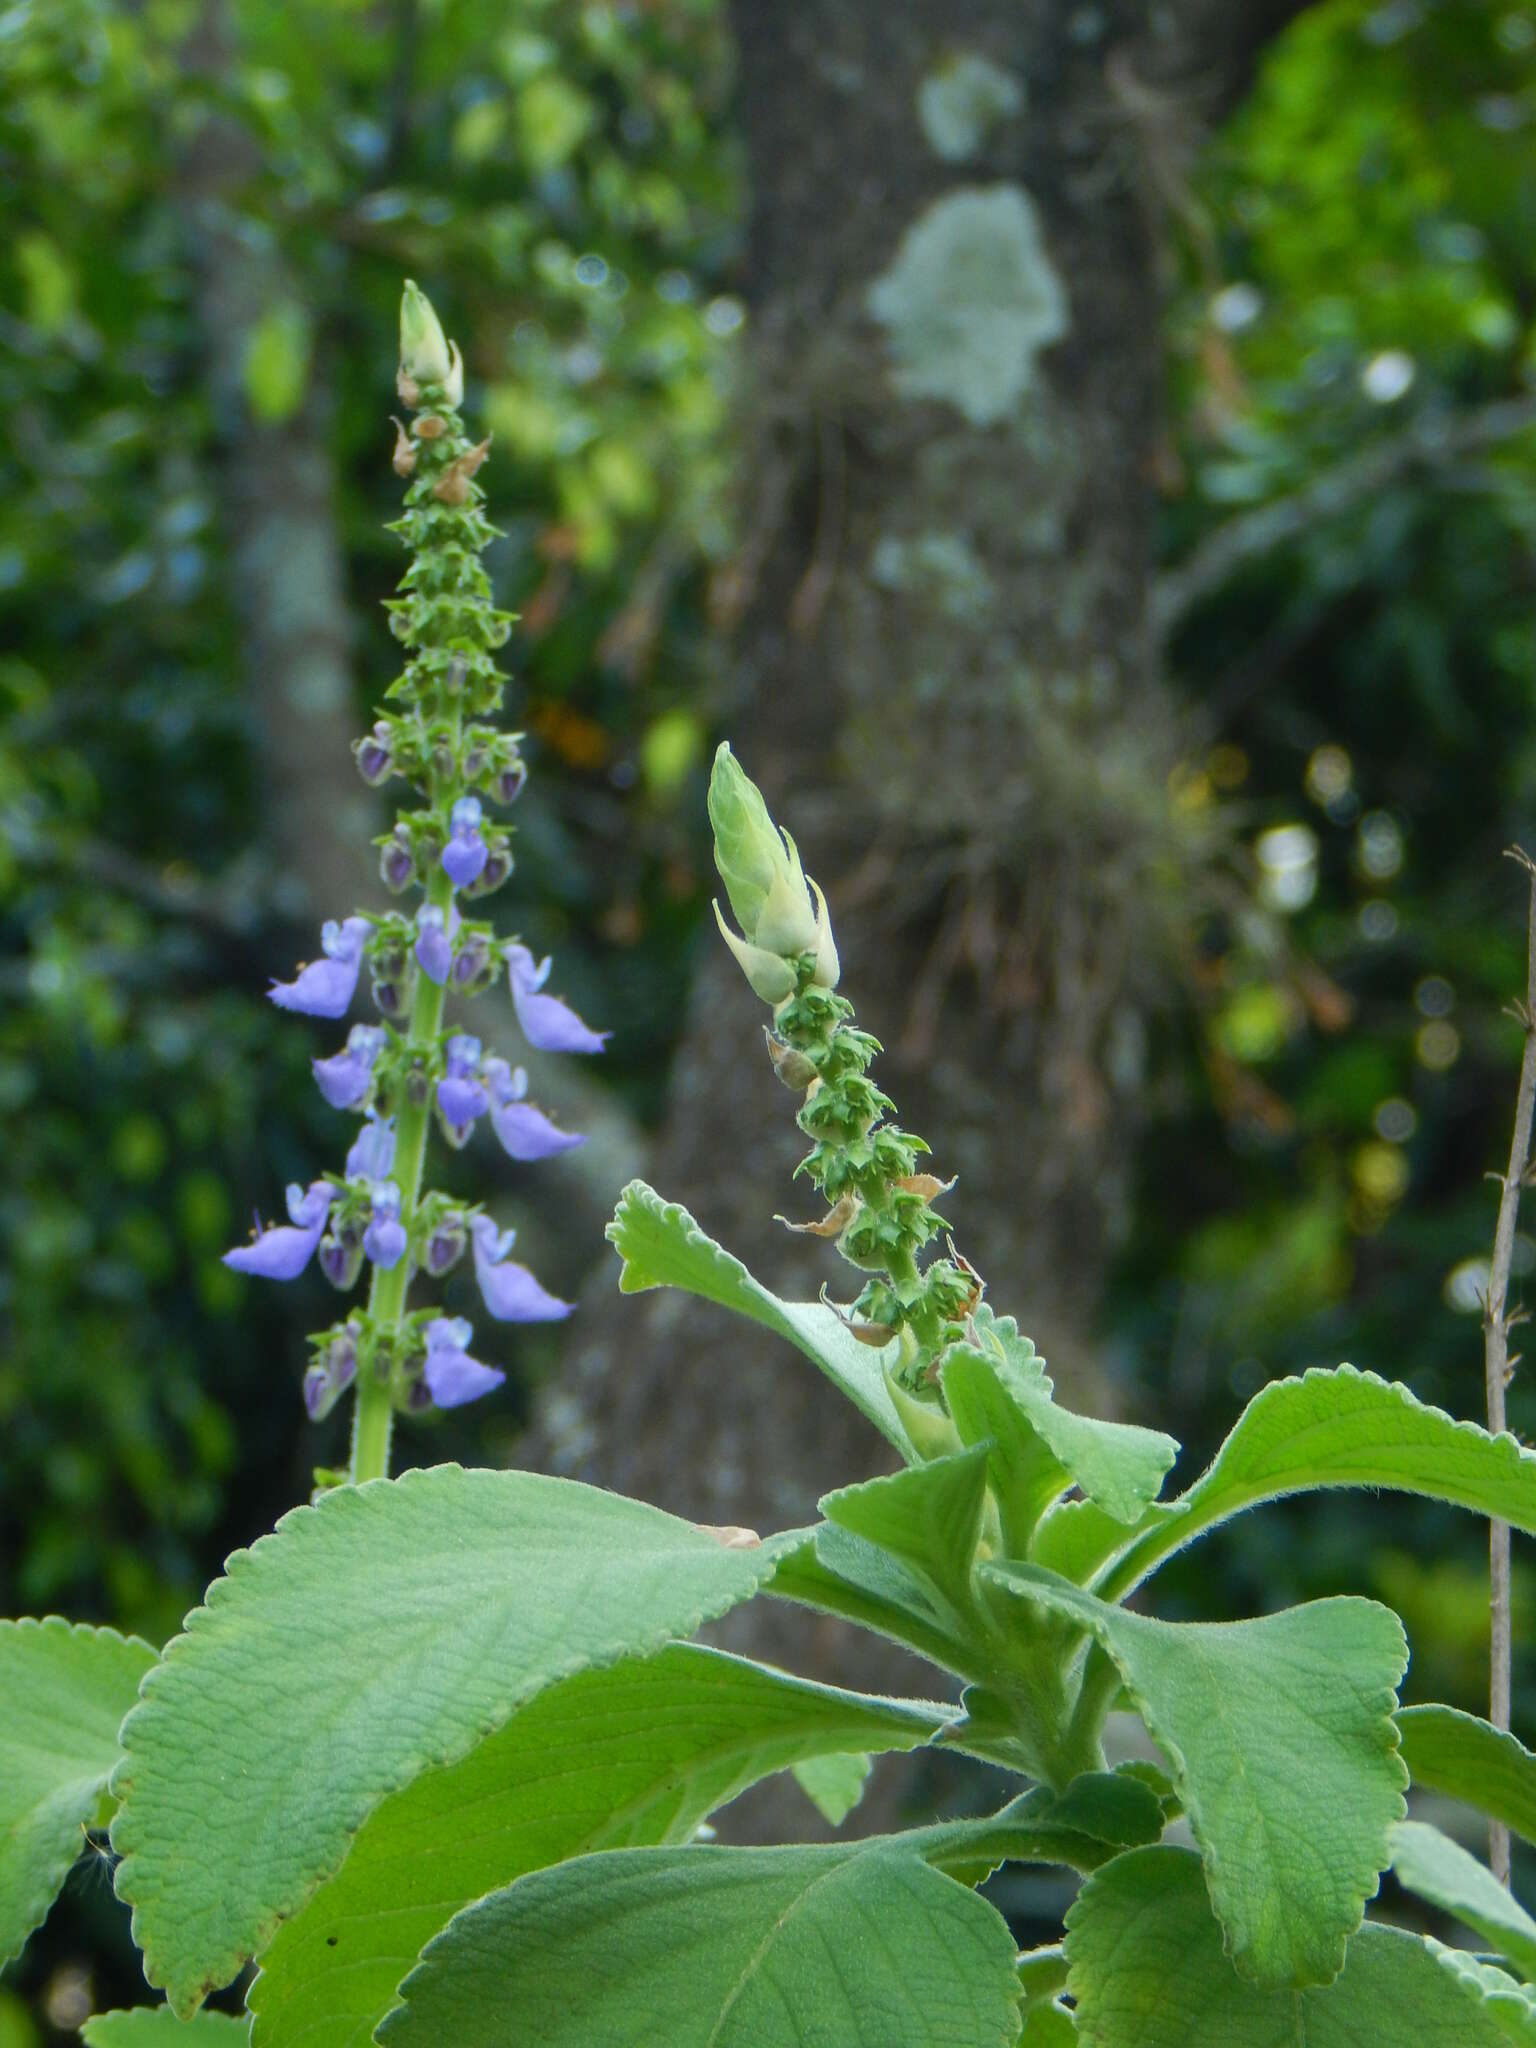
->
[422,1315,506,1410]
[363,1181,408,1269]
[442,796,488,888]
[507,944,610,1055]
[224,1180,333,1280]
[470,1213,573,1323]
[313,1024,386,1110]
[437,1033,488,1130]
[347,1111,397,1183]
[414,905,454,986]
[483,1056,585,1161]
[270,917,371,1019]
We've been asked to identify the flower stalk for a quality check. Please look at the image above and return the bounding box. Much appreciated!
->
[224,283,606,1487]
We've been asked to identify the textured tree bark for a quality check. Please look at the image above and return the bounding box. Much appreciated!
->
[179,0,368,925]
[529,0,1310,1832]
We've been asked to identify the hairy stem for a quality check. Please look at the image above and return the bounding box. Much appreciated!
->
[1484,848,1536,1885]
[349,863,454,1484]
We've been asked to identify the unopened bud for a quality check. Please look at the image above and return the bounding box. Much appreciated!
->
[765,1029,818,1090]
[452,930,490,986]
[381,829,415,892]
[303,1363,334,1421]
[390,417,417,476]
[399,279,453,388]
[708,743,817,955]
[355,721,394,786]
[319,1234,365,1291]
[809,879,840,991]
[713,901,797,1003]
[425,1217,467,1275]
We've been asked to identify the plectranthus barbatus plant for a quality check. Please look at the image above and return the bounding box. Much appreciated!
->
[223,282,606,1485]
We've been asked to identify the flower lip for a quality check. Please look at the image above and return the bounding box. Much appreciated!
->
[506,944,610,1055]
[270,916,372,1018]
[470,1211,574,1321]
[422,1313,505,1408]
[223,1180,333,1280]
[313,1023,386,1110]
[346,1111,397,1183]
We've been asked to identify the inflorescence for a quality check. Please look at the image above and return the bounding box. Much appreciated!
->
[223,283,606,1483]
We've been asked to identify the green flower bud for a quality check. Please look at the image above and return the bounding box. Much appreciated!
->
[399,280,453,387]
[713,901,798,1003]
[808,878,840,990]
[708,744,816,954]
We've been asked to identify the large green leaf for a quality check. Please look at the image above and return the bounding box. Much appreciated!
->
[821,1444,991,1611]
[0,1617,156,1967]
[1398,1704,1536,1846]
[378,1838,1024,2048]
[80,2015,248,2045]
[111,1466,793,2015]
[1390,1820,1536,1980]
[984,1564,1407,1987]
[1052,1367,1536,1600]
[942,1308,1177,1538]
[607,1180,916,1458]
[248,1644,951,2048]
[768,1523,985,1675]
[1066,1846,1515,2047]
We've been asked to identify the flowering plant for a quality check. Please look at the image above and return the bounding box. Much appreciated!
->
[8,290,1536,2048]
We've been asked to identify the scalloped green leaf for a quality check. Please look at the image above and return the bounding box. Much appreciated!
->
[1398,1705,1536,1847]
[0,1617,156,1967]
[821,1443,992,1611]
[1036,1367,1536,1598]
[984,1564,1408,1988]
[943,1308,1177,1537]
[1066,1846,1514,2047]
[248,1644,950,2048]
[80,2014,249,2045]
[607,1179,915,1458]
[111,1467,794,2016]
[378,1839,1023,2048]
[1424,1944,1536,2045]
[1391,1820,1536,1980]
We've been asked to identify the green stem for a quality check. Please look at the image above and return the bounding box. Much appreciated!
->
[349,863,454,1484]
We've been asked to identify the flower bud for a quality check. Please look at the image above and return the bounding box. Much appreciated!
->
[355,721,394,786]
[399,280,453,388]
[809,879,840,990]
[318,1233,365,1291]
[425,1215,468,1275]
[713,901,797,1003]
[380,827,415,892]
[708,744,815,952]
[494,758,528,806]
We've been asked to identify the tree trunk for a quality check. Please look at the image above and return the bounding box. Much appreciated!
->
[529,0,1307,1832]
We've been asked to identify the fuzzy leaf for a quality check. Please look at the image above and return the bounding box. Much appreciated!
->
[1423,1945,1536,2045]
[1390,1820,1536,1979]
[0,1617,156,1967]
[248,1644,948,2048]
[378,1839,1023,2048]
[790,1751,873,1826]
[81,2015,249,2045]
[1398,1704,1536,1846]
[111,1467,793,2015]
[943,1308,1177,1535]
[607,1180,915,1458]
[821,1444,991,1610]
[1066,1845,1513,2047]
[1037,1366,1536,1598]
[984,1564,1408,1987]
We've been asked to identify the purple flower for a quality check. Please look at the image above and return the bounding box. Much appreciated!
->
[346,1111,397,1183]
[422,1315,505,1409]
[381,829,415,893]
[270,917,371,1019]
[442,796,488,888]
[224,1181,333,1280]
[436,1033,488,1131]
[507,944,609,1055]
[494,759,527,806]
[470,1213,573,1323]
[414,905,455,986]
[363,1181,408,1269]
[355,721,394,786]
[483,1057,585,1160]
[313,1024,386,1110]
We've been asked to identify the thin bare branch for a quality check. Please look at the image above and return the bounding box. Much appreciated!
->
[1154,394,1536,641]
[1484,848,1536,1886]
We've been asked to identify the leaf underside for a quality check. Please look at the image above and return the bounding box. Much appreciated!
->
[1397,1703,1536,1847]
[110,1465,791,2015]
[0,1616,156,1968]
[1390,1820,1536,1981]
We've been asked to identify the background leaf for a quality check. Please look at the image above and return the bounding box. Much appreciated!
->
[1390,1821,1536,1980]
[0,1618,155,1967]
[985,1565,1407,1987]
[790,1751,873,1827]
[377,1839,1022,2048]
[248,1644,948,2048]
[80,2015,249,2045]
[1065,1845,1514,2047]
[1397,1705,1536,1847]
[111,1467,790,2015]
